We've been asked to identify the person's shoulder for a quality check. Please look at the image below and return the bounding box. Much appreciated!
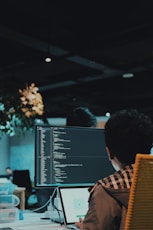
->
[89,180,106,195]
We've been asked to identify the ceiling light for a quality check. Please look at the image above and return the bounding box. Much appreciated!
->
[122,73,134,78]
[105,112,111,117]
[45,57,52,63]
[44,41,52,63]
[45,15,52,63]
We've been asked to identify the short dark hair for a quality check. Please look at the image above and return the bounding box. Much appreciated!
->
[66,106,97,127]
[5,166,11,170]
[104,109,153,164]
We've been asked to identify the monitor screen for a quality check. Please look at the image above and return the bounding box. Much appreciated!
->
[34,125,114,188]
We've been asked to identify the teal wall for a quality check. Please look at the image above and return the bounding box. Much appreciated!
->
[9,131,35,182]
[0,131,35,183]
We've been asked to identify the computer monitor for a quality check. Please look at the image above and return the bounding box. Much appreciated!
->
[34,125,114,188]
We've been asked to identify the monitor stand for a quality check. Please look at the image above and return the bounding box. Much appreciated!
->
[47,189,64,224]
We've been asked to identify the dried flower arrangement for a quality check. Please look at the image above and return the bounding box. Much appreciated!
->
[0,83,44,138]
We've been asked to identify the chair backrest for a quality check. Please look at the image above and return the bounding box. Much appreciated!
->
[124,153,153,230]
[13,170,32,192]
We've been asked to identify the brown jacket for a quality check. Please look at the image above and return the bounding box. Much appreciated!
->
[82,181,130,230]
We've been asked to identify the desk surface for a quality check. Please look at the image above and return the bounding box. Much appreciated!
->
[0,210,67,230]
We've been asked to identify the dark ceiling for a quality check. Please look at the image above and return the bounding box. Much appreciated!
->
[0,1,153,119]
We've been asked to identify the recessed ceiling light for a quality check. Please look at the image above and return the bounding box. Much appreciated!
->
[122,73,134,78]
[45,57,52,63]
[106,112,111,117]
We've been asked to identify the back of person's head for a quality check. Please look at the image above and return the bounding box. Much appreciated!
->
[66,106,97,127]
[5,167,13,175]
[104,109,153,164]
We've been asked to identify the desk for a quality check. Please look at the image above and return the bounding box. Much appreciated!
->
[0,210,66,230]
[13,187,26,210]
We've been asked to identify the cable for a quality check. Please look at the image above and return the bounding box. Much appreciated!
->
[32,187,57,213]
[50,187,63,224]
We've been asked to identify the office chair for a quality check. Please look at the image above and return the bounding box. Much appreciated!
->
[124,153,153,230]
[12,169,33,208]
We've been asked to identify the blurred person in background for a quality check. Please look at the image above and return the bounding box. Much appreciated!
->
[5,166,14,181]
[66,106,97,128]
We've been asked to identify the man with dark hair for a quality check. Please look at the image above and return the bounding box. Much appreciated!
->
[76,109,153,230]
[5,166,14,181]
